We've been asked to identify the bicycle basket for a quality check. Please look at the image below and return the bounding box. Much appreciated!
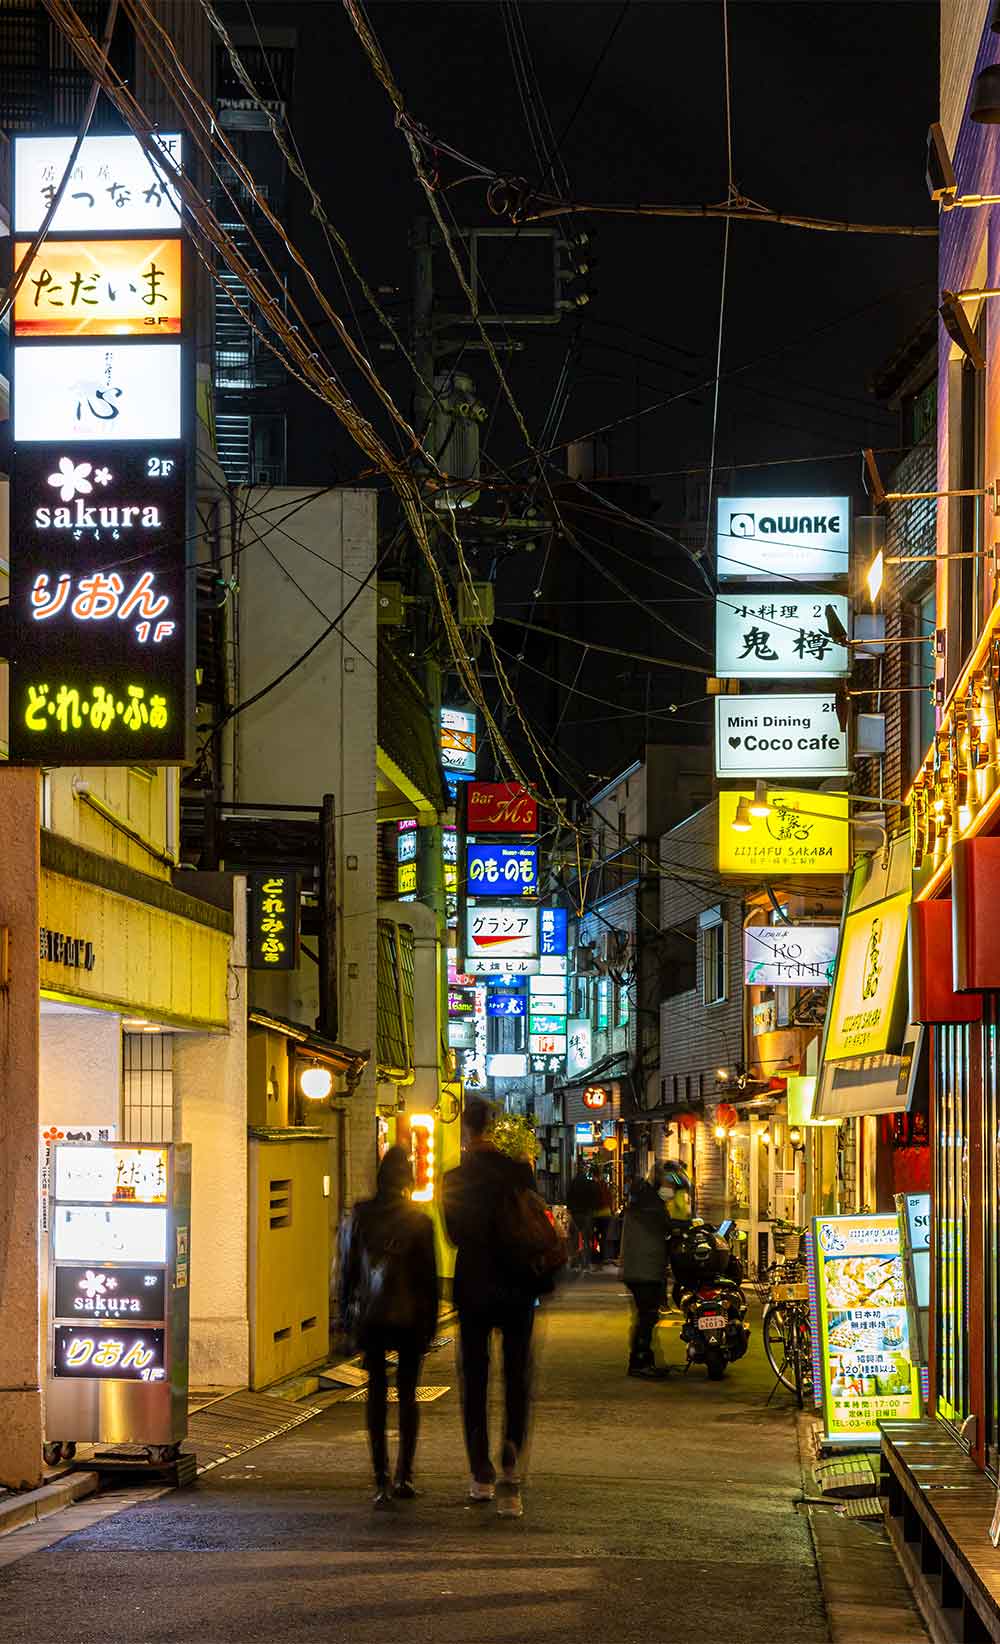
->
[772,1281,809,1303]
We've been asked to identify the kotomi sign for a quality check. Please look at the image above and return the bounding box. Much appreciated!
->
[717,497,850,582]
[716,593,850,679]
[715,694,847,778]
[744,925,838,987]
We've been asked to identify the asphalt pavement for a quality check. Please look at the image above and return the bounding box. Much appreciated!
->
[0,1271,833,1644]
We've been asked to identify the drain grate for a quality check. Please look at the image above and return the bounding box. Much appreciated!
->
[344,1386,450,1404]
[839,1495,884,1520]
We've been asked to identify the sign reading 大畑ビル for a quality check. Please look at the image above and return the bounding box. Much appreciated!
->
[248,872,301,971]
[8,443,190,764]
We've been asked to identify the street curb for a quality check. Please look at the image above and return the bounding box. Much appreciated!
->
[0,1469,99,1539]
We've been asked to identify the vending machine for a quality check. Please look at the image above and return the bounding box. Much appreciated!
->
[45,1141,191,1462]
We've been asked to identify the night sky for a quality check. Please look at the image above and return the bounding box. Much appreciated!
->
[228,1,939,788]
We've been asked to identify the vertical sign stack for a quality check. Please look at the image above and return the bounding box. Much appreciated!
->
[9,132,192,766]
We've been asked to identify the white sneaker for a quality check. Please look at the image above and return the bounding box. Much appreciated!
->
[468,1479,495,1502]
[496,1479,523,1518]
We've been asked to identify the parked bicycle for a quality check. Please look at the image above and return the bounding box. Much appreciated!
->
[757,1222,814,1408]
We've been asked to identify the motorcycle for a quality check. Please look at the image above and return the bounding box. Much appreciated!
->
[669,1217,750,1381]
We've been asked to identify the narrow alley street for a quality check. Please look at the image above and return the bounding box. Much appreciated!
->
[1,1275,843,1644]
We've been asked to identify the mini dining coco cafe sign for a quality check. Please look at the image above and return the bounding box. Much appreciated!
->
[8,131,192,766]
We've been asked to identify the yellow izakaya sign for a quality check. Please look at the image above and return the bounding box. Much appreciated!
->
[824,888,911,1061]
[717,788,849,875]
[13,237,182,336]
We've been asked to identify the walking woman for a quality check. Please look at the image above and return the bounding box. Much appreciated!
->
[620,1169,670,1377]
[339,1146,439,1506]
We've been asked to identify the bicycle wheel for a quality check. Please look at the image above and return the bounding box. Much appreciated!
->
[795,1313,814,1397]
[762,1302,796,1392]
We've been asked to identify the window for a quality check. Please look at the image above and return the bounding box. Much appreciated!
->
[909,588,936,785]
[617,981,630,1027]
[597,977,610,1030]
[701,911,727,1006]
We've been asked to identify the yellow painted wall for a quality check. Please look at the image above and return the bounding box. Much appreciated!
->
[247,1028,291,1128]
[46,768,179,881]
[248,1137,332,1389]
[40,869,229,1028]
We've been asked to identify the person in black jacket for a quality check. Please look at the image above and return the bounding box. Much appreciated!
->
[339,1146,438,1506]
[620,1172,670,1376]
[442,1096,539,1518]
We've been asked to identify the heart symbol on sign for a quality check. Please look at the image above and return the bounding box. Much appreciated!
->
[728,736,742,749]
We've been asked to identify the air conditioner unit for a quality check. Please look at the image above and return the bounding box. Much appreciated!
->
[457,582,495,627]
[377,582,405,626]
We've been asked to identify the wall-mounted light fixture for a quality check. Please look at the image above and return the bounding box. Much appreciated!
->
[300,1062,333,1101]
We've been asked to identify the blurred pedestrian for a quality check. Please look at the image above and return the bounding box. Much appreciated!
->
[593,1171,614,1262]
[339,1146,438,1507]
[620,1169,670,1377]
[443,1096,561,1518]
[566,1166,599,1270]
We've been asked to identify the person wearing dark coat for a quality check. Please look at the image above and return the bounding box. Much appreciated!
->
[442,1096,539,1518]
[339,1146,438,1506]
[620,1172,670,1376]
[566,1168,599,1269]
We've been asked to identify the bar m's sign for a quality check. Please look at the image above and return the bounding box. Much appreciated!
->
[466,782,538,835]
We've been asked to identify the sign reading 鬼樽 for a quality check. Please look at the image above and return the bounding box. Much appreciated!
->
[248,872,301,971]
[823,890,911,1062]
[14,132,182,235]
[744,925,838,987]
[718,789,850,876]
[717,497,850,582]
[715,694,848,779]
[466,904,538,960]
[14,237,183,337]
[9,443,189,764]
[812,1213,921,1443]
[466,782,538,835]
[466,841,538,895]
[716,593,850,679]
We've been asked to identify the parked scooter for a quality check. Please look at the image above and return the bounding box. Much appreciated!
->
[669,1217,749,1380]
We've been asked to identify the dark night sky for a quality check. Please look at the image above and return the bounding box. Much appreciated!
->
[227,1,939,786]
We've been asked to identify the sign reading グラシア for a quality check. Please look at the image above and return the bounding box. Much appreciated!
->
[248,872,301,970]
[744,925,838,987]
[14,132,182,234]
[717,497,850,581]
[716,593,850,679]
[715,694,848,779]
[9,443,189,764]
[717,789,850,875]
[14,238,183,337]
[465,904,538,960]
[823,889,911,1062]
[812,1213,921,1444]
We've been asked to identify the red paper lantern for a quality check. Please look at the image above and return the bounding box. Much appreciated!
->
[715,1103,738,1131]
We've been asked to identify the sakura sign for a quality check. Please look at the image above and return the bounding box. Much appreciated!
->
[8,443,190,764]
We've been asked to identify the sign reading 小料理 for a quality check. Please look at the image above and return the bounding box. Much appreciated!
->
[812,1213,921,1444]
[744,925,838,987]
[466,841,538,896]
[717,497,850,582]
[715,694,848,779]
[718,789,850,875]
[14,132,182,235]
[716,593,850,679]
[9,443,189,765]
[248,872,301,971]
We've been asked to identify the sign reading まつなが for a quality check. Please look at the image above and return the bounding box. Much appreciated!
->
[716,497,850,581]
[14,133,182,235]
[8,443,189,764]
[717,789,849,875]
[715,694,847,779]
[248,873,300,970]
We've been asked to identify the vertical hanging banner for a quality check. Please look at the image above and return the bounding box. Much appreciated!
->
[9,133,192,767]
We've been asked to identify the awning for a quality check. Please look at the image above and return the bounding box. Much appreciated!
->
[248,1008,369,1092]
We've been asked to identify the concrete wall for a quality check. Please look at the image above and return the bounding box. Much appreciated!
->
[231,486,379,1208]
[39,1006,121,1130]
[171,883,249,1388]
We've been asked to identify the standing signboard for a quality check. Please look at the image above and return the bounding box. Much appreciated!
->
[9,131,193,766]
[46,1141,191,1451]
[811,1212,921,1445]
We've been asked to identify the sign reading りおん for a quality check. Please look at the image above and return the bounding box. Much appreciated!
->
[715,694,847,778]
[717,497,850,582]
[466,782,538,835]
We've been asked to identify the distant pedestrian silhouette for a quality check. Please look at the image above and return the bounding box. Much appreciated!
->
[339,1146,438,1506]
